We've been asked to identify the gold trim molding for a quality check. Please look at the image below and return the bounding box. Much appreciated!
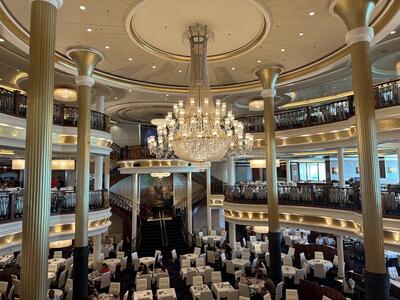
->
[118,159,189,168]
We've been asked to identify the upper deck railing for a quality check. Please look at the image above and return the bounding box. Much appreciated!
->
[0,88,111,132]
[237,79,400,133]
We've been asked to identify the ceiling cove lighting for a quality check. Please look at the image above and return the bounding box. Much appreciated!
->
[249,159,280,168]
[79,5,86,10]
[12,159,75,170]
[248,99,264,111]
[53,87,77,102]
[147,24,253,166]
[150,172,171,179]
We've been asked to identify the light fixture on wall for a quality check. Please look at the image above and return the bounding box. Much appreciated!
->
[388,167,396,174]
[49,240,73,248]
[248,99,264,111]
[150,172,171,179]
[253,225,269,233]
[12,159,75,170]
[332,166,338,174]
[53,87,77,102]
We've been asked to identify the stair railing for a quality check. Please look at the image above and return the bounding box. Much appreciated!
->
[162,211,168,246]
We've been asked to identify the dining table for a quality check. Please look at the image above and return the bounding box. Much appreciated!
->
[190,284,210,299]
[307,259,333,273]
[157,288,177,299]
[133,290,153,300]
[282,265,298,279]
[211,282,235,300]
[139,257,155,266]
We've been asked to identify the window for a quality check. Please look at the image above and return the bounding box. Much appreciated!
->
[299,162,326,181]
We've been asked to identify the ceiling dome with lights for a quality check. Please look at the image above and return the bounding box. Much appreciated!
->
[1,0,396,93]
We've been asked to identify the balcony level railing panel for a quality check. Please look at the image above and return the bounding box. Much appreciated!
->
[0,88,110,132]
[0,189,107,223]
[238,79,400,133]
[225,184,400,218]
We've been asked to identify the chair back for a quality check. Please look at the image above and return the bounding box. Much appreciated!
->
[226,260,235,274]
[192,275,203,286]
[136,278,147,291]
[286,289,298,299]
[7,285,14,300]
[200,290,213,300]
[333,255,339,266]
[171,249,177,261]
[15,254,21,266]
[294,268,306,285]
[265,253,270,267]
[210,229,217,235]
[275,281,284,300]
[288,247,295,257]
[116,251,125,259]
[109,282,120,296]
[154,250,162,260]
[0,281,8,293]
[131,252,138,260]
[120,257,127,271]
[242,251,250,260]
[235,270,243,281]
[238,283,250,297]
[239,297,250,300]
[100,271,111,289]
[65,288,73,300]
[58,270,67,288]
[186,270,196,286]
[207,251,215,264]
[65,278,73,292]
[196,257,205,267]
[315,251,324,260]
[133,258,140,271]
[263,293,272,300]
[249,235,256,242]
[54,251,62,258]
[159,295,174,300]
[48,263,58,273]
[314,263,326,278]
[211,271,222,283]
[283,255,293,266]
[194,247,201,256]
[158,276,170,289]
[181,259,190,268]
[388,266,399,279]
[123,291,129,300]
[221,253,227,264]
[204,268,213,284]
[228,289,239,300]
[261,244,269,253]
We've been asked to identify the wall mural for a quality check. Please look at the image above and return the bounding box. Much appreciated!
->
[140,174,173,212]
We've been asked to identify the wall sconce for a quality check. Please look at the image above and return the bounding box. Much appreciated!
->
[332,167,338,175]
[388,167,396,174]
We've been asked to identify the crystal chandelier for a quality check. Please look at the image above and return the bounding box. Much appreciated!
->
[148,24,253,164]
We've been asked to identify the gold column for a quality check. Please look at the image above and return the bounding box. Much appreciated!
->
[21,1,62,299]
[331,0,389,298]
[66,47,103,300]
[255,65,283,283]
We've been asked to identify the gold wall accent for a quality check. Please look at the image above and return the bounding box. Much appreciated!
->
[118,159,189,168]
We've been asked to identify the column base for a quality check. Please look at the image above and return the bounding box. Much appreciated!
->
[268,231,283,284]
[73,246,89,300]
[365,271,389,300]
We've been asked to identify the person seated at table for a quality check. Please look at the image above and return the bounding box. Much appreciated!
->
[154,260,163,269]
[255,266,264,279]
[89,288,99,300]
[298,232,308,245]
[100,263,109,274]
[47,289,60,300]
[160,265,166,272]
[342,273,355,299]
[139,263,149,274]
[261,275,276,299]
[315,234,324,245]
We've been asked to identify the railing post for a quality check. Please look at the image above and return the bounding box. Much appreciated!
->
[60,104,65,126]
[306,107,311,126]
[8,193,14,221]
[13,91,20,116]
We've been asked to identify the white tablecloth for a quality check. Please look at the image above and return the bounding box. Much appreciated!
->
[196,265,212,276]
[134,290,153,300]
[180,267,198,279]
[48,258,66,269]
[103,258,121,266]
[211,282,235,300]
[48,289,64,298]
[190,284,210,299]
[232,258,250,270]
[139,257,155,266]
[157,288,176,299]
[182,253,198,263]
[282,266,297,279]
[0,255,13,268]
[202,235,224,243]
[307,259,333,272]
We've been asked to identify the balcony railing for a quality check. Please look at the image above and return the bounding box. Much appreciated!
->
[0,189,108,223]
[0,88,110,132]
[224,184,400,218]
[238,79,400,133]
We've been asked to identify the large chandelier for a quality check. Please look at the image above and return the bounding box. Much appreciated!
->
[148,24,253,165]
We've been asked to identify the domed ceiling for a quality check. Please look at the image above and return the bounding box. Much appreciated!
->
[2,0,391,88]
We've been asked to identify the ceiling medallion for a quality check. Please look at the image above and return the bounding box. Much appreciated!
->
[148,24,253,165]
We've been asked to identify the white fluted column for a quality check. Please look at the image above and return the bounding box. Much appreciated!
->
[93,234,102,263]
[187,172,193,234]
[94,155,103,190]
[286,160,291,182]
[338,148,345,188]
[206,167,212,232]
[229,222,236,249]
[227,156,235,186]
[21,1,62,298]
[397,149,400,183]
[337,235,345,278]
[104,156,110,191]
[132,173,139,243]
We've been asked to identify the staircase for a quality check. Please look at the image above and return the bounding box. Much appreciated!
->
[164,217,192,256]
[137,220,163,257]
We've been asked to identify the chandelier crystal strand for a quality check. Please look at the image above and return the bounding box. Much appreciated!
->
[148,24,253,163]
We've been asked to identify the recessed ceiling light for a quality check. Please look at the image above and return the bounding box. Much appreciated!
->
[105,46,110,49]
[152,65,156,69]
[390,30,396,35]
[231,67,236,70]
[299,32,304,36]
[79,5,86,10]
[309,11,315,16]
[128,89,132,92]
[281,48,286,52]
[257,60,261,63]
[16,69,20,72]
[86,28,92,32]
[128,58,133,61]
[178,70,182,73]
[166,94,169,97]
[164,98,168,101]
[0,38,4,42]
[114,97,118,100]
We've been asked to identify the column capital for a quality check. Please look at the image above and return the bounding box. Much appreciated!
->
[254,65,283,96]
[329,0,377,33]
[75,75,94,87]
[67,47,104,77]
[31,0,63,9]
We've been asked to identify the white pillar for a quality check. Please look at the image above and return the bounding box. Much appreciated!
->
[96,95,105,113]
[219,208,225,229]
[206,167,212,232]
[229,222,236,249]
[286,160,291,182]
[397,149,400,183]
[94,155,104,190]
[338,148,345,188]
[104,156,110,191]
[93,234,102,263]
[227,156,235,185]
[132,173,139,242]
[337,234,345,278]
[187,172,193,234]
